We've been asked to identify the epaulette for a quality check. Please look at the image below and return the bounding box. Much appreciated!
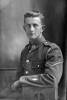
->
[21,44,29,52]
[42,40,59,50]
[42,40,52,47]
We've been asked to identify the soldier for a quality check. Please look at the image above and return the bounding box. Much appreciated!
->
[11,11,63,100]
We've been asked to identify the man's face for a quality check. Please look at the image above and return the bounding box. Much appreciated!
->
[24,17,43,40]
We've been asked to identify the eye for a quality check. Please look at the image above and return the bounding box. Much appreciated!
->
[33,24,38,27]
[25,24,31,28]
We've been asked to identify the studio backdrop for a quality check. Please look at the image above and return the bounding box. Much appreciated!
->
[0,0,66,100]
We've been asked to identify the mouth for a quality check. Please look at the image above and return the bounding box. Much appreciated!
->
[29,32,35,36]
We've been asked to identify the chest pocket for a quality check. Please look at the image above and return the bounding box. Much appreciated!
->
[30,44,49,74]
[29,49,45,74]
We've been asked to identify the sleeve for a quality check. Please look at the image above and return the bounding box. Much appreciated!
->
[20,44,63,87]
[16,50,25,80]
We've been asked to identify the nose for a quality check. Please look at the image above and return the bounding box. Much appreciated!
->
[30,25,34,32]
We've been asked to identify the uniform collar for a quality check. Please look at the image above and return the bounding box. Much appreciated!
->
[29,35,46,47]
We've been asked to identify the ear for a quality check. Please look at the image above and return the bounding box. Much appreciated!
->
[23,25,26,31]
[42,25,45,32]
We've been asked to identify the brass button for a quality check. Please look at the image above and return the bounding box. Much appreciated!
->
[26,59,29,63]
[38,65,39,67]
[29,50,31,53]
[25,71,28,74]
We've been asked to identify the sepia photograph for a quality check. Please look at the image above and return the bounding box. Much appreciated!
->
[0,0,67,100]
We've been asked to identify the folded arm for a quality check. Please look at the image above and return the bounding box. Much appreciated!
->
[19,45,63,87]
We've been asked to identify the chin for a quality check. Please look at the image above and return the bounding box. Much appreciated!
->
[29,37,36,41]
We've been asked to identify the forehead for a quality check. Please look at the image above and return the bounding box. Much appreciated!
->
[24,17,42,25]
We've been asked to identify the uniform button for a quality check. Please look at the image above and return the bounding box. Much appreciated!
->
[29,50,31,53]
[38,65,39,67]
[26,59,29,63]
[46,41,47,43]
[25,71,29,74]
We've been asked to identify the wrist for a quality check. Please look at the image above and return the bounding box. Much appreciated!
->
[19,76,26,83]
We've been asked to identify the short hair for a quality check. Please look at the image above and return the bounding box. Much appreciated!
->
[24,10,44,24]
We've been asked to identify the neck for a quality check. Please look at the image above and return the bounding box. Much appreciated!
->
[29,34,46,45]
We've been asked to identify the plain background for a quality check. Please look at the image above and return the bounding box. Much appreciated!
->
[0,0,67,100]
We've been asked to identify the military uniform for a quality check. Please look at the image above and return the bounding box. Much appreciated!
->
[17,36,63,100]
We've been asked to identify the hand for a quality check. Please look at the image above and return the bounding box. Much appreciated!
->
[11,80,20,90]
[19,76,26,83]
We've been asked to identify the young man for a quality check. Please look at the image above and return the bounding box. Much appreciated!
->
[12,11,63,100]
